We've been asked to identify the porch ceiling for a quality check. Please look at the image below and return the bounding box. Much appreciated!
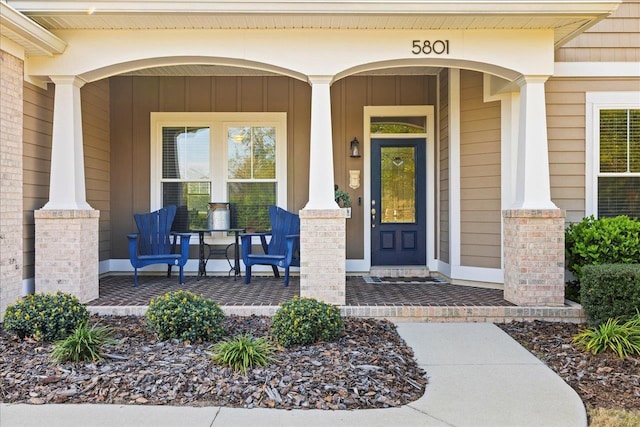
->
[6,1,621,47]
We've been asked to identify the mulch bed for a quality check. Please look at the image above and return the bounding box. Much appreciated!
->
[0,316,427,410]
[499,321,640,411]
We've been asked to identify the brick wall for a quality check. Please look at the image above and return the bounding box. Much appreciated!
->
[299,209,346,305]
[0,51,24,317]
[503,209,566,306]
[34,209,100,302]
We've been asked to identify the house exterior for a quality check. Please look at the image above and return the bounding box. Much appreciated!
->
[1,0,638,317]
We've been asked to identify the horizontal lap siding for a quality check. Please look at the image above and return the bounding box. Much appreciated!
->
[82,80,111,261]
[556,0,640,61]
[546,77,640,224]
[459,70,501,269]
[22,83,54,280]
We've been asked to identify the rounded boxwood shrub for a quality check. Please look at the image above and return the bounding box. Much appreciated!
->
[3,292,90,342]
[146,290,225,343]
[581,264,640,326]
[565,215,640,284]
[271,296,344,347]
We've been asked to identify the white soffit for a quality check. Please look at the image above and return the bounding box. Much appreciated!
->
[0,2,66,56]
[6,1,621,46]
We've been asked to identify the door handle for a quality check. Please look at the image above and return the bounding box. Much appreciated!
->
[371,200,376,227]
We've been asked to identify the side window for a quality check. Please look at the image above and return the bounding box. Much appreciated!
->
[596,108,640,218]
[152,113,286,236]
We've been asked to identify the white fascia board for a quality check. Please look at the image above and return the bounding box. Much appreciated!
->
[7,1,621,15]
[554,62,640,78]
[0,1,66,55]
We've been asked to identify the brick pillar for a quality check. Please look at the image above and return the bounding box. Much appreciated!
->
[503,209,565,306]
[0,51,24,317]
[34,209,100,302]
[299,209,346,305]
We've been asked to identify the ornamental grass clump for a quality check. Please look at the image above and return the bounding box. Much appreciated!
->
[210,333,276,373]
[51,322,117,363]
[3,292,90,342]
[271,296,344,347]
[573,314,640,359]
[146,290,226,343]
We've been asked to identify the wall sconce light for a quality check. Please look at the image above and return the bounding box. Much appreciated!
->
[349,137,361,158]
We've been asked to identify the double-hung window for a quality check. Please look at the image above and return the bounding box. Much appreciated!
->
[587,92,640,219]
[151,113,287,236]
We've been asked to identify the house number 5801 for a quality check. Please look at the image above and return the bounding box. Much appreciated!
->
[411,40,450,55]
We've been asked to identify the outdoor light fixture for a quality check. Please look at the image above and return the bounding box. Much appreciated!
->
[350,137,360,158]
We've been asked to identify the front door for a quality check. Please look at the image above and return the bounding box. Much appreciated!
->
[371,138,426,265]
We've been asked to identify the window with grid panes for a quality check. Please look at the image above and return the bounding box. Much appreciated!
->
[597,108,640,219]
[152,113,286,235]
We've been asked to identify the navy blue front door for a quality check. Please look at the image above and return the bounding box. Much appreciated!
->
[371,138,426,265]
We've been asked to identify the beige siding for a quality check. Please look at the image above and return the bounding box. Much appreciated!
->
[22,82,54,280]
[110,76,312,259]
[331,75,437,259]
[82,80,111,261]
[556,0,640,62]
[438,69,450,264]
[459,70,501,269]
[546,77,640,224]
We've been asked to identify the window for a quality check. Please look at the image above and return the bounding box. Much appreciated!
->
[151,113,287,235]
[587,93,640,219]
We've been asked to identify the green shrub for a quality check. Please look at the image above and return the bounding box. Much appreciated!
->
[51,322,117,363]
[581,264,640,326]
[573,315,640,359]
[3,292,90,342]
[210,333,275,373]
[271,297,344,347]
[565,215,640,284]
[146,290,226,342]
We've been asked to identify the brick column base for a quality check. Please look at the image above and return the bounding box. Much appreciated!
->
[299,209,346,305]
[503,209,565,306]
[34,209,100,302]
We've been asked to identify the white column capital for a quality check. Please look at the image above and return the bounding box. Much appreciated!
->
[307,75,333,85]
[49,75,88,89]
[513,75,550,87]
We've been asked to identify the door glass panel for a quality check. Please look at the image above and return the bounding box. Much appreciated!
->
[380,146,416,223]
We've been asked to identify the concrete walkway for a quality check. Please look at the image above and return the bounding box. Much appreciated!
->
[0,323,587,427]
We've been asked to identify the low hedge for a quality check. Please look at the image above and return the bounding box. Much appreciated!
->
[581,264,640,326]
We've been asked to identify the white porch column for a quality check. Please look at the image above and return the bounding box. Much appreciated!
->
[35,75,99,303]
[300,76,346,306]
[512,76,557,211]
[503,75,564,307]
[43,76,92,210]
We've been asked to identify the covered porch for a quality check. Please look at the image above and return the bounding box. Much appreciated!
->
[88,274,584,323]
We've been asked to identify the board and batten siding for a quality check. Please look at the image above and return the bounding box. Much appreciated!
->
[109,75,312,260]
[22,82,54,280]
[546,77,640,224]
[459,70,502,269]
[81,80,111,262]
[556,0,640,62]
[438,68,450,264]
[331,74,437,260]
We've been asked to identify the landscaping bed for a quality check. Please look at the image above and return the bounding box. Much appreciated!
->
[0,315,427,409]
[499,321,640,411]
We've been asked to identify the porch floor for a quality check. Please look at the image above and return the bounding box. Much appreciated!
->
[89,274,585,323]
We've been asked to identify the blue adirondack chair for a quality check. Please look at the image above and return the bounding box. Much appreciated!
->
[241,206,300,286]
[127,205,191,286]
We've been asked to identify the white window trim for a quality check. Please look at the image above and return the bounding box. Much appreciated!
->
[150,112,287,240]
[585,92,640,217]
